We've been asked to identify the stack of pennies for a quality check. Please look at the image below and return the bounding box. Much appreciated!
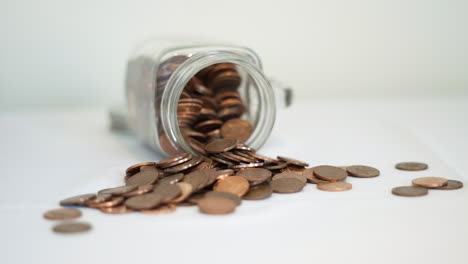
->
[392,162,463,197]
[55,138,385,220]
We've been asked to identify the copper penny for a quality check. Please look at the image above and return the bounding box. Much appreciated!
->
[436,180,463,190]
[124,193,163,210]
[194,119,223,133]
[205,191,242,206]
[159,154,192,168]
[272,172,307,184]
[141,204,177,215]
[346,165,380,178]
[100,205,133,214]
[153,183,182,203]
[395,162,428,171]
[303,168,330,184]
[197,196,237,215]
[125,162,157,178]
[271,178,305,193]
[122,185,154,197]
[163,156,203,174]
[412,177,448,188]
[43,208,82,220]
[277,156,309,167]
[246,152,277,163]
[98,185,138,196]
[183,168,219,191]
[171,182,193,203]
[60,193,96,206]
[204,138,238,153]
[231,162,264,170]
[213,176,250,197]
[89,196,124,208]
[242,182,273,200]
[126,169,160,186]
[159,173,184,185]
[220,118,253,142]
[156,153,191,168]
[53,222,91,234]
[264,162,288,170]
[236,168,272,185]
[215,169,235,180]
[317,182,352,192]
[281,165,306,174]
[313,165,348,182]
[392,186,428,197]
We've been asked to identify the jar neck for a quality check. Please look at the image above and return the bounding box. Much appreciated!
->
[160,50,276,155]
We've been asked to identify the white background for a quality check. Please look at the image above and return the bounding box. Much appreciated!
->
[1,0,468,109]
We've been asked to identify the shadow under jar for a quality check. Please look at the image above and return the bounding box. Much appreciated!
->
[126,39,276,156]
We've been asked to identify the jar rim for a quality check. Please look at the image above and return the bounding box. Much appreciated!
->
[160,50,276,155]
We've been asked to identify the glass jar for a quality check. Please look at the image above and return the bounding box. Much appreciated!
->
[125,38,276,157]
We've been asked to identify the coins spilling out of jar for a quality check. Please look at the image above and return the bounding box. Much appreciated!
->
[44,61,463,233]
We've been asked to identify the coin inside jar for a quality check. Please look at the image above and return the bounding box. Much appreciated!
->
[220,118,253,142]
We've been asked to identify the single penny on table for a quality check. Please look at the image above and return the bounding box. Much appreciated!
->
[53,222,92,234]
[435,180,463,190]
[43,208,82,220]
[395,162,428,171]
[392,186,428,197]
[346,165,380,178]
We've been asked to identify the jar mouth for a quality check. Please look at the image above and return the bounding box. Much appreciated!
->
[160,50,276,156]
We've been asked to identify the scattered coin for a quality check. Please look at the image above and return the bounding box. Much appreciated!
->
[412,177,448,188]
[213,176,250,197]
[317,182,352,192]
[125,162,157,178]
[43,208,82,220]
[205,191,242,206]
[236,168,272,185]
[242,183,273,200]
[141,204,177,215]
[273,172,307,184]
[171,182,193,203]
[125,169,160,186]
[60,194,96,206]
[302,168,330,184]
[53,222,92,234]
[198,196,237,215]
[395,162,428,171]
[313,165,348,182]
[124,193,163,210]
[392,186,428,197]
[346,165,380,178]
[163,156,203,174]
[277,156,309,167]
[98,185,138,196]
[435,180,463,190]
[153,183,182,203]
[271,178,305,193]
[100,205,133,214]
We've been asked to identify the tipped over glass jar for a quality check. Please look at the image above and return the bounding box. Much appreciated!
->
[125,38,278,156]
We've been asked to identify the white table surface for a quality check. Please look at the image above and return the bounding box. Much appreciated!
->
[1,97,468,264]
